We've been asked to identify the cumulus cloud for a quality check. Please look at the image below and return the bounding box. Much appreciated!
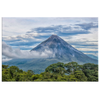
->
[2,42,53,59]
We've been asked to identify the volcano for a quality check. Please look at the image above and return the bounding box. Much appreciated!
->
[31,34,97,63]
[3,35,98,74]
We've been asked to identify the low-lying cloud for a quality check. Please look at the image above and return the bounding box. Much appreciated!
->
[2,42,53,59]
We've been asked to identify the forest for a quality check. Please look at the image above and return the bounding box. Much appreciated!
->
[2,62,98,82]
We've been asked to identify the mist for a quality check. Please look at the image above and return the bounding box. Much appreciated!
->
[2,42,54,59]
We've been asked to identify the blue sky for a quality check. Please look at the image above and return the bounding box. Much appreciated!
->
[2,17,98,57]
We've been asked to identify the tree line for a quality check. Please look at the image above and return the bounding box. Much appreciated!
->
[2,62,98,81]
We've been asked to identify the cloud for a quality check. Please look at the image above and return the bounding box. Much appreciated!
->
[2,55,12,62]
[84,53,98,56]
[2,42,53,59]
[2,58,12,62]
[2,18,98,44]
[81,51,98,53]
[29,25,88,36]
[13,45,39,50]
[61,27,98,44]
[8,41,40,47]
[2,31,54,50]
[76,22,98,30]
[2,17,98,36]
[76,48,98,51]
[2,32,52,43]
[27,25,63,33]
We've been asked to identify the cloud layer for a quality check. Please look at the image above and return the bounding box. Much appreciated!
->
[2,42,53,59]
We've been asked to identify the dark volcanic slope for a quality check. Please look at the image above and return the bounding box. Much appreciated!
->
[31,34,98,64]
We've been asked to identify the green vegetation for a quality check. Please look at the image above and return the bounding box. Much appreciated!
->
[2,62,98,82]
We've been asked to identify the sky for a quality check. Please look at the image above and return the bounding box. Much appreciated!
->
[2,17,98,61]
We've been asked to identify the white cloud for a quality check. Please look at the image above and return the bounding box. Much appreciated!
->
[2,58,12,62]
[2,55,12,62]
[2,32,53,43]
[61,28,98,44]
[2,18,98,44]
[2,17,97,36]
[2,42,53,59]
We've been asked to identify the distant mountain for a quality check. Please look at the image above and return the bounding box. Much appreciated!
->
[31,34,97,64]
[3,35,98,74]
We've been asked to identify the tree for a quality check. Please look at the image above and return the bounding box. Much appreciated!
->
[18,71,31,85]
[2,68,10,81]
[54,67,66,75]
[45,64,55,73]
[45,62,66,75]
[82,63,98,81]
[27,70,34,76]
[18,69,23,73]
[82,63,98,77]
[65,62,80,74]
[74,70,87,81]
[9,66,19,79]
[2,65,8,69]
[32,74,40,81]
